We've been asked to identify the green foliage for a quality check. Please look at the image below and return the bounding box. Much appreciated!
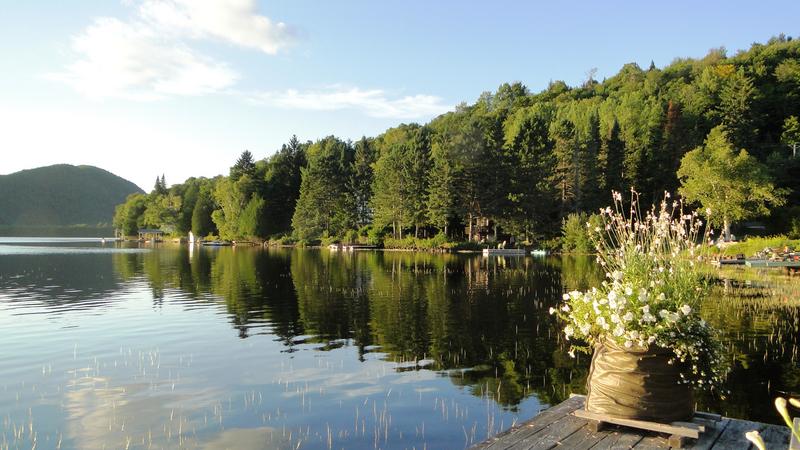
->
[112,36,800,245]
[678,126,787,238]
[561,212,601,253]
[292,136,354,240]
[191,185,217,237]
[342,229,359,244]
[0,164,143,229]
[230,150,256,181]
[239,195,266,238]
[719,235,800,257]
[113,193,147,236]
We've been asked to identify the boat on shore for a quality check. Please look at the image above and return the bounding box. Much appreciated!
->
[201,240,232,247]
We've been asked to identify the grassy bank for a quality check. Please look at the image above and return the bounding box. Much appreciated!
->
[718,236,800,257]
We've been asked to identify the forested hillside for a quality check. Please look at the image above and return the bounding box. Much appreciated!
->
[0,165,143,227]
[115,36,800,245]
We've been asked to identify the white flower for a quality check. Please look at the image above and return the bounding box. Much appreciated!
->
[562,293,570,301]
[561,304,571,312]
[564,325,575,339]
[549,307,556,315]
[745,431,766,450]
[624,286,633,296]
[680,304,692,315]
[622,312,634,322]
[624,340,633,348]
[612,271,623,281]
[568,350,576,358]
[658,293,666,301]
[613,325,625,336]
[607,291,617,302]
[611,314,621,324]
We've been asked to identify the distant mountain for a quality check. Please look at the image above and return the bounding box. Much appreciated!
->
[0,165,144,227]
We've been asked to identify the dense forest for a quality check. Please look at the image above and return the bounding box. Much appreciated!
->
[114,36,800,247]
[0,164,143,228]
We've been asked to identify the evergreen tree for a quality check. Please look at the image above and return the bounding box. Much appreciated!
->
[230,150,256,181]
[191,186,217,237]
[349,137,376,228]
[718,70,758,153]
[263,136,308,235]
[426,147,457,236]
[501,106,556,240]
[292,137,353,240]
[551,118,578,215]
[598,119,624,195]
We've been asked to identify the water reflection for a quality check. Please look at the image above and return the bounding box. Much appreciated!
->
[109,247,593,410]
[1,243,798,449]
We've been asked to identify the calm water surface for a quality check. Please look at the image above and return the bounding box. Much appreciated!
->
[0,239,797,449]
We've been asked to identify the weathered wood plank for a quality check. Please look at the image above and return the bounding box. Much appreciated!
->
[630,433,670,449]
[758,422,791,449]
[552,422,611,448]
[708,418,759,449]
[505,414,587,450]
[471,395,785,450]
[687,417,729,450]
[474,396,584,449]
[591,430,645,450]
[573,410,700,438]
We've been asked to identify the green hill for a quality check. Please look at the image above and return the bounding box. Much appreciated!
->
[0,165,144,228]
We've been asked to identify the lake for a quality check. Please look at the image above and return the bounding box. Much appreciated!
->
[0,239,797,449]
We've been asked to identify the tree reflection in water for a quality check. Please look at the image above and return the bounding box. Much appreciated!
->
[112,247,800,422]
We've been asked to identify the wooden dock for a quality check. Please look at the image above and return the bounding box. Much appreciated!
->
[471,396,791,450]
[483,248,527,256]
[745,259,800,268]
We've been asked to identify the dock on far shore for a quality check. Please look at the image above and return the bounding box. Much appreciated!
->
[482,248,527,256]
[471,395,792,450]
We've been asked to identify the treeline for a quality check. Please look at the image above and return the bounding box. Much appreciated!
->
[115,36,800,245]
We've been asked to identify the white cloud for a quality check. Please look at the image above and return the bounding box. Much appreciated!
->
[49,17,237,100]
[50,0,294,100]
[139,0,294,54]
[251,86,452,120]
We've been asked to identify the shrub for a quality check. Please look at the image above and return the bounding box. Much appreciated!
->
[343,229,359,244]
[366,225,387,246]
[561,212,602,253]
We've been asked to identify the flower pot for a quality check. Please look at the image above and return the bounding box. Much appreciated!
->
[585,338,694,422]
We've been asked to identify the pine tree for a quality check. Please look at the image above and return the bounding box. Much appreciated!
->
[349,137,376,228]
[292,137,353,240]
[551,119,578,216]
[230,150,256,181]
[598,119,625,195]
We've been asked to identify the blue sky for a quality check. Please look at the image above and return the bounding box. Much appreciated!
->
[1,0,798,190]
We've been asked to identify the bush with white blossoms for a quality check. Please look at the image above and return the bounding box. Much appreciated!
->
[550,191,728,393]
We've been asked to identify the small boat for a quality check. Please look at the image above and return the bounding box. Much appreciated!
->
[201,240,232,247]
[531,249,548,256]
